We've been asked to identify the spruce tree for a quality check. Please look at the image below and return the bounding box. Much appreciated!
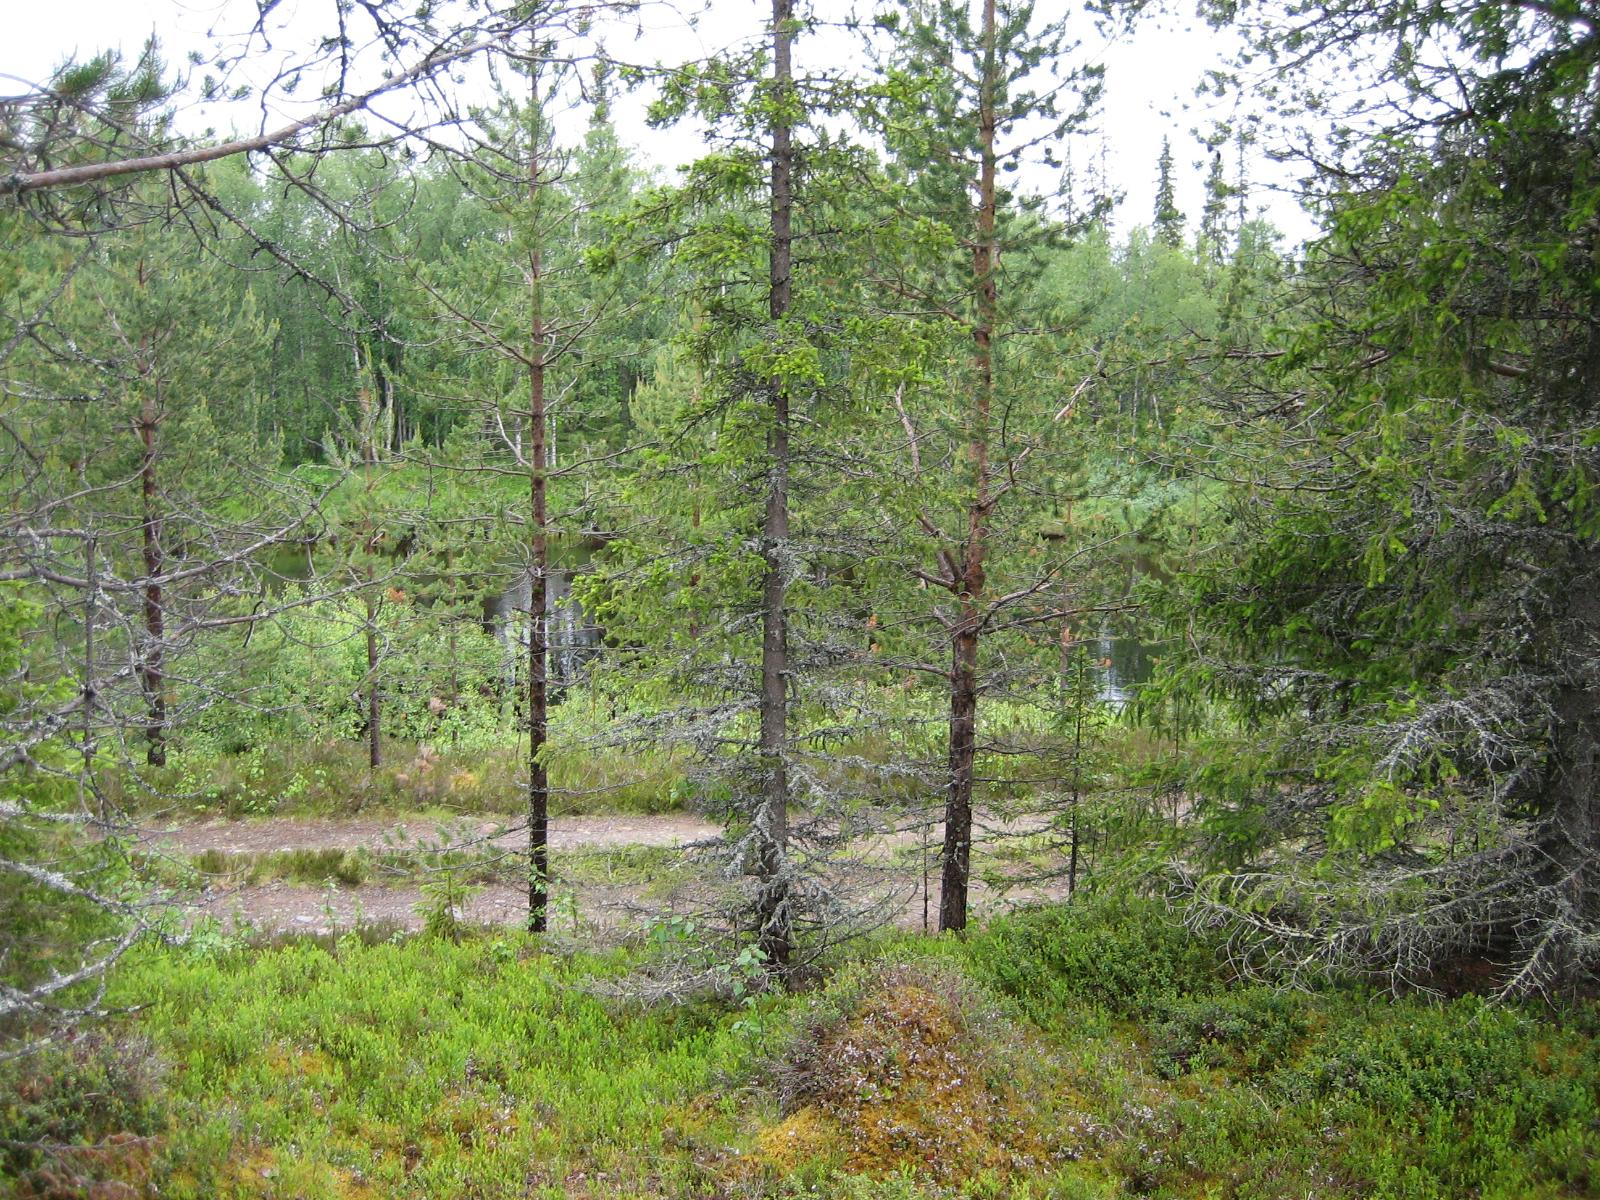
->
[1168,0,1600,993]
[1153,136,1185,247]
[1199,151,1230,262]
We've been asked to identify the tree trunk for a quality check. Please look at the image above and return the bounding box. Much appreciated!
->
[939,622,978,930]
[386,373,400,454]
[1066,628,1084,898]
[526,65,551,935]
[355,337,378,467]
[84,536,100,818]
[136,258,167,769]
[445,547,460,703]
[939,0,998,934]
[1543,544,1600,971]
[365,569,381,770]
[755,0,795,968]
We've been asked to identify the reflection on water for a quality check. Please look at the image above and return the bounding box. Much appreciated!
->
[485,570,602,691]
[1091,626,1153,709]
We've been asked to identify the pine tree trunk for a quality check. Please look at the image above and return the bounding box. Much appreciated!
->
[1067,634,1084,898]
[365,571,381,770]
[136,256,166,769]
[939,0,998,933]
[756,0,795,968]
[939,621,978,930]
[526,65,551,935]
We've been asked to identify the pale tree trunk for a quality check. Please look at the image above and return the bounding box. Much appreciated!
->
[939,0,998,933]
[526,65,552,935]
[353,335,378,467]
[755,0,795,968]
[386,374,400,454]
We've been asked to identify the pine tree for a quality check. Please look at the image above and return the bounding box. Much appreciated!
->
[397,8,644,932]
[870,0,1105,931]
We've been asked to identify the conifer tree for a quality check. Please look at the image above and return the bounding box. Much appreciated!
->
[579,1,916,977]
[1167,0,1600,993]
[1199,151,1230,262]
[869,0,1105,931]
[1153,136,1185,247]
[399,9,644,932]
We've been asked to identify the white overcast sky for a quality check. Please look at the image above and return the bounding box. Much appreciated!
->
[3,0,1317,244]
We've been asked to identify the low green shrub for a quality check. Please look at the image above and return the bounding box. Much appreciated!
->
[96,934,772,1197]
[1148,986,1307,1079]
[0,1032,168,1193]
[966,897,1227,1023]
[1303,995,1542,1110]
[6,899,1594,1200]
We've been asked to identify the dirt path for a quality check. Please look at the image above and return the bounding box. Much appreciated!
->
[153,809,1070,938]
[182,872,1060,939]
[145,809,1062,859]
[186,879,660,938]
[146,812,722,856]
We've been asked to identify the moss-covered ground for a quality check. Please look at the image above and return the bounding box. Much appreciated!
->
[5,901,1597,1199]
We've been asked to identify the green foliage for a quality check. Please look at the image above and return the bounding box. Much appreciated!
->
[13,18,1600,1200]
[0,1032,167,1192]
[3,914,1586,1199]
[1148,0,1600,992]
[416,869,482,942]
[965,899,1228,1022]
[110,733,688,819]
[188,582,511,755]
[1152,137,1185,247]
[186,847,372,887]
[102,934,755,1198]
[1148,987,1306,1079]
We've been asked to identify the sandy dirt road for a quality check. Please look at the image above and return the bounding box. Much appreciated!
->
[150,809,1069,937]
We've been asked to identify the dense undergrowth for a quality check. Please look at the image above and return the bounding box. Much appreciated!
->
[97,696,1156,824]
[4,900,1597,1199]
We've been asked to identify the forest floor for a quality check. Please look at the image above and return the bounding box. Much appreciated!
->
[140,810,1071,937]
[14,900,1596,1200]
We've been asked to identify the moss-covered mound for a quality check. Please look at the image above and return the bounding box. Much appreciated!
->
[753,963,1078,1185]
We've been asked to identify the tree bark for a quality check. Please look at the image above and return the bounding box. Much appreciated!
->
[939,0,998,933]
[84,536,100,819]
[364,572,382,770]
[526,65,551,935]
[1543,543,1600,969]
[1066,625,1084,898]
[135,258,167,768]
[755,0,795,968]
[940,624,979,930]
